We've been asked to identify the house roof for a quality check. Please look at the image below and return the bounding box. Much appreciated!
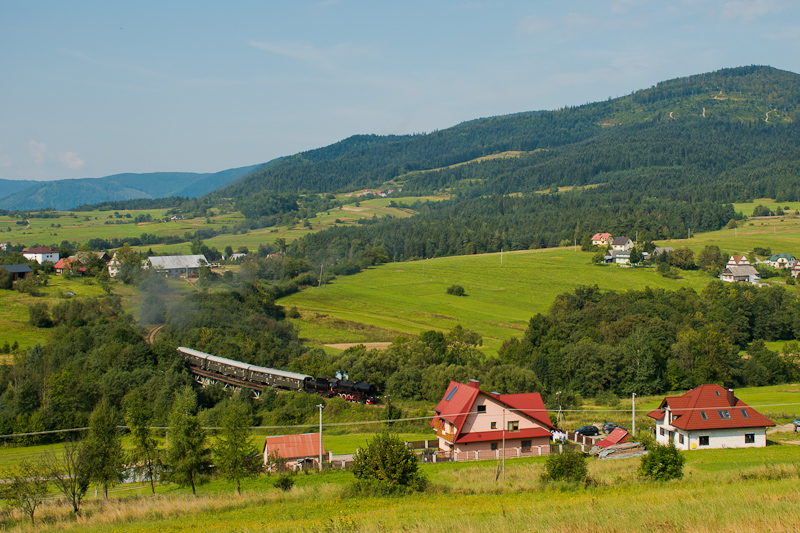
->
[728,255,749,265]
[1,265,32,274]
[722,265,759,277]
[769,253,796,261]
[597,428,630,448]
[263,433,325,460]
[591,232,612,240]
[431,381,553,442]
[147,255,207,270]
[612,237,631,245]
[647,384,774,431]
[23,246,55,254]
[653,247,674,255]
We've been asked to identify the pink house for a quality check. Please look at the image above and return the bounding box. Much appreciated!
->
[431,380,553,460]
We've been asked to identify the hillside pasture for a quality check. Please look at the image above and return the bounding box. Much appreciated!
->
[281,248,711,355]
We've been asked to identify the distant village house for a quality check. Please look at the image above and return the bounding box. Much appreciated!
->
[145,255,208,277]
[22,246,58,264]
[263,433,325,471]
[591,233,613,247]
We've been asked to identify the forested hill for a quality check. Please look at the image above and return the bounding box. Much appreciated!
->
[218,65,800,202]
[0,164,263,211]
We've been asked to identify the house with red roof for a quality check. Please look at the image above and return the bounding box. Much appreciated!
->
[591,232,613,247]
[647,384,774,450]
[263,432,325,470]
[431,379,553,460]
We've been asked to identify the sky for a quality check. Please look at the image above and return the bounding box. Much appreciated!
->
[1,0,799,183]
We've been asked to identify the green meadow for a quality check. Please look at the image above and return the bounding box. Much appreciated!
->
[281,248,712,355]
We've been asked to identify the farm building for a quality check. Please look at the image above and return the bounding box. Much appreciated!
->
[22,246,58,264]
[647,384,774,450]
[145,255,207,277]
[1,264,32,281]
[431,380,553,461]
[263,433,325,470]
[719,265,760,284]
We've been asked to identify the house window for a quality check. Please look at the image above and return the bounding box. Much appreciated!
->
[490,422,497,429]
[508,421,519,432]
[490,443,498,451]
[717,410,731,420]
[679,433,685,444]
[699,435,709,446]
[740,409,749,419]
[659,428,665,436]
[700,411,708,420]
[521,440,531,451]
[745,433,755,444]
[477,405,486,414]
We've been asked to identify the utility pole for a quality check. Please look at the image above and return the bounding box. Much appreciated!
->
[318,264,323,288]
[317,404,324,472]
[556,391,563,428]
[502,408,506,482]
[501,248,503,265]
[632,393,636,437]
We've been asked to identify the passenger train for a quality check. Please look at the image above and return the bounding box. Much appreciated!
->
[178,347,379,404]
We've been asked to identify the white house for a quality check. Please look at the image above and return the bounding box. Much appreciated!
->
[768,254,796,269]
[431,380,553,461]
[604,249,630,265]
[611,237,633,251]
[22,245,59,264]
[719,265,760,284]
[727,254,750,267]
[647,384,774,451]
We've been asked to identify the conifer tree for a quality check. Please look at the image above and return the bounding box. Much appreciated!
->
[167,386,211,496]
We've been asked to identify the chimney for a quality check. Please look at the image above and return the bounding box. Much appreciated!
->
[727,388,735,407]
[468,379,480,389]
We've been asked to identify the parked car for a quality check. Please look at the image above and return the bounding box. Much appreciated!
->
[602,422,627,434]
[575,425,600,436]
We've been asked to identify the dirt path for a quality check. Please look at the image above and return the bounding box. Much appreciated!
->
[325,342,392,350]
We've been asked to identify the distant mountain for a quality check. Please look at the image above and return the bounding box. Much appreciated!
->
[0,164,262,211]
[218,65,800,201]
[0,179,39,198]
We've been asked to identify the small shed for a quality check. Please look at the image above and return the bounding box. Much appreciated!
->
[263,432,325,470]
[1,264,32,281]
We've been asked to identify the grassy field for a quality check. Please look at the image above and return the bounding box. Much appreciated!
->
[16,440,800,532]
[0,196,442,255]
[0,276,110,351]
[280,248,713,355]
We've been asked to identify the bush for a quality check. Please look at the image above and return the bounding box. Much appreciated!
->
[639,443,685,481]
[446,285,465,296]
[274,474,294,492]
[351,433,426,493]
[540,448,587,483]
[28,303,52,328]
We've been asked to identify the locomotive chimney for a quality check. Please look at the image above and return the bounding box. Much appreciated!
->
[727,388,736,407]
[468,379,480,389]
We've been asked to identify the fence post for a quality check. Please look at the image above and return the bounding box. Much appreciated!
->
[425,440,429,449]
[517,447,520,457]
[433,453,437,463]
[454,452,458,462]
[475,450,479,460]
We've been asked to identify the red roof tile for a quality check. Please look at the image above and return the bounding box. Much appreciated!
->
[649,384,774,431]
[263,433,325,460]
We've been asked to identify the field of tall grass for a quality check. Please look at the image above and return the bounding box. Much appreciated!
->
[8,441,799,533]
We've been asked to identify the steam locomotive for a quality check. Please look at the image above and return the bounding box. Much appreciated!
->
[178,347,379,404]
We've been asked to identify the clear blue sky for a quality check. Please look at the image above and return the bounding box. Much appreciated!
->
[1,0,798,182]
